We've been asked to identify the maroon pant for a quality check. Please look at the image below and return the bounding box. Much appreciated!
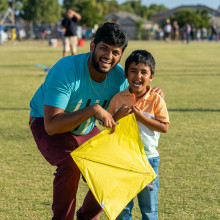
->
[30,117,102,220]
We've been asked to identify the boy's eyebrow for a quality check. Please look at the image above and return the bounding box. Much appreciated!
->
[128,67,149,72]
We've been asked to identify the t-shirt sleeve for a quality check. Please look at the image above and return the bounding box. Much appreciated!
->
[44,64,73,110]
[154,95,170,124]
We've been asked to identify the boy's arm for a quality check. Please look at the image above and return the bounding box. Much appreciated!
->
[132,105,169,133]
[113,104,132,122]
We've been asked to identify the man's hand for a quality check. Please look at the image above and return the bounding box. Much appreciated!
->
[94,105,117,133]
[151,87,165,99]
[113,104,132,122]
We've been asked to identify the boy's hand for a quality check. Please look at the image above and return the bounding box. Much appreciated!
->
[151,87,165,99]
[131,105,143,121]
[113,104,132,122]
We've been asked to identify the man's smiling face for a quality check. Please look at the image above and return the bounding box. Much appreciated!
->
[91,41,123,74]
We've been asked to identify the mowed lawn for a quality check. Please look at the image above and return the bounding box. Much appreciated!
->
[0,40,219,220]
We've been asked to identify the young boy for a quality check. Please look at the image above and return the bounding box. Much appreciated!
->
[108,50,170,220]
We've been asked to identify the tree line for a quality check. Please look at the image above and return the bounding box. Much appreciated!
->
[0,0,215,28]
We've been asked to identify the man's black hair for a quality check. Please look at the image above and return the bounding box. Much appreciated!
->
[125,50,155,76]
[94,22,128,52]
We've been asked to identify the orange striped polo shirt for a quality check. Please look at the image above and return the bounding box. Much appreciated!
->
[108,86,170,158]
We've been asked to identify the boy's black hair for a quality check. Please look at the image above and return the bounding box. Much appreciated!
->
[94,22,128,52]
[125,50,155,76]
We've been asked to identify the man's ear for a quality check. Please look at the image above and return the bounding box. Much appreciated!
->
[149,74,154,82]
[90,40,95,53]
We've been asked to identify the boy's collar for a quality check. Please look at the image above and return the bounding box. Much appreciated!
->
[122,85,152,100]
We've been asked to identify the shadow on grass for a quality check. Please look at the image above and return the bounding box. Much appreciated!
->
[0,107,220,112]
[0,108,30,111]
[158,72,220,76]
[0,64,33,68]
[168,108,220,112]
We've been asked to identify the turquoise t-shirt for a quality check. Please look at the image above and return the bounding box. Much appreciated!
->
[30,52,128,135]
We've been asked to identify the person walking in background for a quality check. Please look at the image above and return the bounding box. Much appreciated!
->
[183,23,191,44]
[211,20,218,41]
[11,26,17,44]
[61,8,81,57]
[172,20,179,42]
[56,18,64,47]
[190,24,196,41]
[164,19,171,42]
[201,27,207,40]
[196,28,201,41]
[0,19,4,45]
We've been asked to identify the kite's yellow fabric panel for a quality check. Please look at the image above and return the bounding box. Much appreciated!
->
[71,114,157,220]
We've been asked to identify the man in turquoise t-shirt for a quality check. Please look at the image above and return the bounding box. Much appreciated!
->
[29,23,164,220]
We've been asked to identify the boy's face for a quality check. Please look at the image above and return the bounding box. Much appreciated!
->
[90,41,123,74]
[126,62,154,97]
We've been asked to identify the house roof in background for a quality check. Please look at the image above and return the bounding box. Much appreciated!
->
[153,4,220,18]
[105,11,153,26]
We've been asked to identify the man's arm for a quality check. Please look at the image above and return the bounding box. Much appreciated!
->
[70,9,81,21]
[44,104,116,135]
[151,87,165,99]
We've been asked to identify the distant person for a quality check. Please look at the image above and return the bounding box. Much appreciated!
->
[196,28,201,41]
[201,27,207,40]
[183,23,191,44]
[0,19,4,45]
[190,24,196,41]
[82,24,87,39]
[149,25,156,40]
[11,26,17,44]
[164,19,172,42]
[172,20,179,42]
[211,21,218,41]
[61,8,81,56]
[108,50,170,220]
[56,18,64,46]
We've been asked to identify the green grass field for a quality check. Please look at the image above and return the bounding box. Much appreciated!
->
[0,40,220,219]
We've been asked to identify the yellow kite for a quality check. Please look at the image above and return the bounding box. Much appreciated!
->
[71,114,157,220]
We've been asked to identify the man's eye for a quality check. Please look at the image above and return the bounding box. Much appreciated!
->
[113,51,119,56]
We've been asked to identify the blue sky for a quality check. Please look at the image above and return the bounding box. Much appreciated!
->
[117,0,220,10]
[59,0,220,10]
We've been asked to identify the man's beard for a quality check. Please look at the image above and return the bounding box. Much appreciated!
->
[91,52,120,74]
[91,53,109,74]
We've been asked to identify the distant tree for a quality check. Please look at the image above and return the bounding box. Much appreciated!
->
[23,0,61,24]
[106,0,119,14]
[147,4,168,19]
[116,1,167,20]
[0,0,8,15]
[120,0,141,15]
[171,9,211,28]
[136,20,143,40]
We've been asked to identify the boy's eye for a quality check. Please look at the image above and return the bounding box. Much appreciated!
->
[130,70,136,73]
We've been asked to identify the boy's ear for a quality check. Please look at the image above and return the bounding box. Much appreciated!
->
[90,40,95,53]
[149,74,154,82]
[124,71,128,78]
